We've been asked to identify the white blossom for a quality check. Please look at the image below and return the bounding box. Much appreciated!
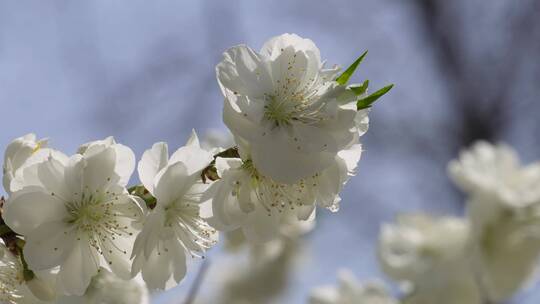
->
[449,141,540,301]
[205,139,361,242]
[131,131,217,290]
[57,268,149,304]
[217,33,368,183]
[194,221,309,304]
[378,214,481,304]
[2,133,67,194]
[3,139,144,296]
[448,141,540,207]
[467,196,540,302]
[309,270,397,304]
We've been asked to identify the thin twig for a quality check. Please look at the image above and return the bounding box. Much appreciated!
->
[183,258,211,304]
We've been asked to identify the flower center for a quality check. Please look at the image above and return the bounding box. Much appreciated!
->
[263,96,295,127]
[238,160,319,215]
[65,189,133,258]
[66,191,111,230]
[262,91,326,128]
[161,195,217,258]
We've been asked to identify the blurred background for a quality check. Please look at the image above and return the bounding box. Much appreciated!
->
[1,0,540,303]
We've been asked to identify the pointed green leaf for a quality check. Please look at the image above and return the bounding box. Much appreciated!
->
[350,80,369,95]
[336,51,368,85]
[357,84,394,110]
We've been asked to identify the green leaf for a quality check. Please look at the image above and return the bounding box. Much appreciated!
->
[336,51,368,85]
[357,84,394,110]
[350,80,369,95]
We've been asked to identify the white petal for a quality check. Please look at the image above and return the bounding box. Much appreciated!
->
[37,157,71,201]
[337,143,363,176]
[154,162,191,206]
[58,236,100,296]
[266,46,310,92]
[4,134,38,172]
[355,109,370,136]
[296,204,316,221]
[291,123,338,154]
[138,142,169,194]
[102,237,133,280]
[222,94,265,143]
[10,162,41,192]
[316,162,343,208]
[171,241,187,283]
[208,173,248,230]
[82,146,118,192]
[185,129,200,147]
[169,134,213,175]
[141,246,173,290]
[4,187,67,235]
[133,210,166,260]
[7,148,67,193]
[77,136,115,154]
[250,129,334,183]
[24,221,75,270]
[78,137,135,186]
[216,45,272,97]
[214,157,242,178]
[64,154,84,198]
[26,275,57,301]
[113,143,136,186]
[318,102,358,149]
[260,33,321,63]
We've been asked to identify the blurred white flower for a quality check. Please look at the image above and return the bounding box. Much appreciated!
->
[448,141,540,207]
[467,195,540,302]
[217,33,367,183]
[0,242,52,304]
[196,228,308,304]
[378,214,481,304]
[449,141,540,301]
[131,131,217,290]
[205,140,361,242]
[57,268,149,304]
[2,133,67,194]
[309,270,397,304]
[3,139,144,296]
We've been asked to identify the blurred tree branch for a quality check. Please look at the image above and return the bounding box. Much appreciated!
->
[413,0,540,149]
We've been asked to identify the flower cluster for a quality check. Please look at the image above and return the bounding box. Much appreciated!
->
[5,31,538,304]
[0,33,391,302]
[307,141,540,304]
[377,141,540,304]
[378,214,481,304]
[449,141,540,302]
[207,33,379,242]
